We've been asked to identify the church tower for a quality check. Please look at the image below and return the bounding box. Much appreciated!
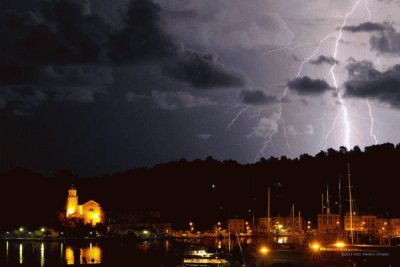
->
[66,185,79,217]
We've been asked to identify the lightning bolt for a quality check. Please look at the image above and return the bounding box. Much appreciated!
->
[254,32,337,161]
[323,110,340,150]
[254,114,279,161]
[249,107,263,119]
[227,106,250,130]
[255,0,368,159]
[328,0,364,150]
[263,41,315,56]
[366,99,378,145]
[364,0,372,22]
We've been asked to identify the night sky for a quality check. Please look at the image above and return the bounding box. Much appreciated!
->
[2,0,400,176]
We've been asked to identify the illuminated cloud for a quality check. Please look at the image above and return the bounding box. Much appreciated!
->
[248,113,280,139]
[286,124,314,136]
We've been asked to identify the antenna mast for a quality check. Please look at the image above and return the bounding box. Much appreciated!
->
[348,164,354,244]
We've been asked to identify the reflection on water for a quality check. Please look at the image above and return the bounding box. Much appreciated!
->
[41,243,45,267]
[65,243,102,265]
[81,243,101,264]
[1,238,398,266]
[19,243,23,264]
[138,241,151,252]
[65,246,74,265]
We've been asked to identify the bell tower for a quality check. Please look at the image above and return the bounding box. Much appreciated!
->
[66,185,79,217]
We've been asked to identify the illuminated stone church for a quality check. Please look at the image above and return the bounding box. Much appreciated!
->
[65,185,103,226]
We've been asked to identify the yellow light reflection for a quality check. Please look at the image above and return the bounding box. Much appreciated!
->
[65,246,74,265]
[60,243,64,264]
[40,243,45,267]
[19,243,23,264]
[81,243,102,264]
[335,241,346,248]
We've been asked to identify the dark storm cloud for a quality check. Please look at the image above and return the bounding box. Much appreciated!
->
[0,0,113,111]
[343,22,392,32]
[0,1,111,71]
[370,28,400,54]
[287,76,331,95]
[163,49,245,89]
[111,0,244,89]
[108,0,174,63]
[341,21,400,55]
[309,55,338,66]
[240,89,278,105]
[344,61,400,108]
[0,0,243,114]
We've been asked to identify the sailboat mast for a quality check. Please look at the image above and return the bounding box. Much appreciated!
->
[326,185,330,215]
[348,164,354,244]
[228,224,231,252]
[298,211,301,232]
[339,176,342,217]
[321,193,324,215]
[292,204,295,231]
[267,187,270,233]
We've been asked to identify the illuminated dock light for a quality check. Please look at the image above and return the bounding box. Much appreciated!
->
[310,242,320,252]
[334,241,346,248]
[259,246,270,255]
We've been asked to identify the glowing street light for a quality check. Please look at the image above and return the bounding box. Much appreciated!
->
[19,227,24,232]
[334,241,346,248]
[310,242,320,252]
[259,246,270,255]
[41,228,45,232]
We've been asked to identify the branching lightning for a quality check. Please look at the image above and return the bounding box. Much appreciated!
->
[263,41,315,56]
[366,99,378,145]
[328,0,364,150]
[227,106,250,130]
[249,0,377,161]
[364,0,372,22]
[254,33,337,161]
[323,110,341,150]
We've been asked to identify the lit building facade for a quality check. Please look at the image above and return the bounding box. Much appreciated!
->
[65,186,103,226]
[317,213,341,234]
[227,219,245,234]
[344,214,377,234]
[258,216,303,234]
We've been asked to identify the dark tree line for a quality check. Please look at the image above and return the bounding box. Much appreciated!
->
[1,143,400,230]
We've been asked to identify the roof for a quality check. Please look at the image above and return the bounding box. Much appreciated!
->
[82,199,101,206]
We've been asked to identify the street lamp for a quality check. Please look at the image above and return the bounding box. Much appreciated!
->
[259,246,269,255]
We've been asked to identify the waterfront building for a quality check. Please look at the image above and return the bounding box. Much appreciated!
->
[65,185,103,226]
[344,213,377,234]
[257,216,303,234]
[227,219,245,234]
[317,213,341,234]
